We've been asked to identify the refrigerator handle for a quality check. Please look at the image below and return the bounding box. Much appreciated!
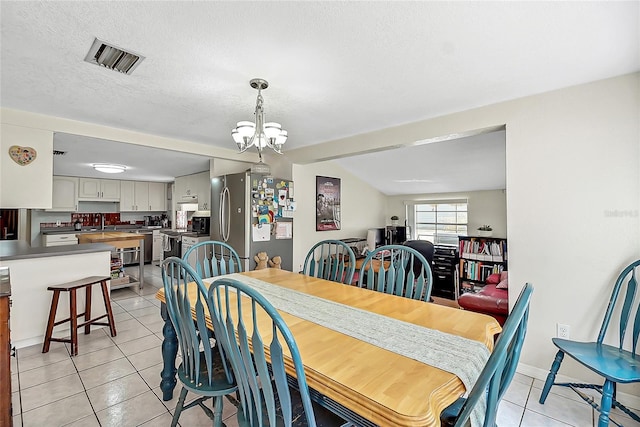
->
[222,186,231,242]
[219,189,225,240]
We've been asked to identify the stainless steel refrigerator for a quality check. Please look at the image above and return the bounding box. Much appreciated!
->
[211,171,294,271]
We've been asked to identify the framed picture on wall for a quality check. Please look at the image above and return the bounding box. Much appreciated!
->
[316,176,341,231]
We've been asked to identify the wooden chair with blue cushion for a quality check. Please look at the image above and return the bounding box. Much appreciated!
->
[207,277,346,426]
[182,240,242,279]
[357,244,433,301]
[539,259,640,427]
[161,257,238,427]
[440,283,534,427]
[303,239,356,284]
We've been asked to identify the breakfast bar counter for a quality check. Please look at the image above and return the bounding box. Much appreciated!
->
[0,240,113,348]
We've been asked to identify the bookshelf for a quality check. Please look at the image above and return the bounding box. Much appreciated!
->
[458,236,507,294]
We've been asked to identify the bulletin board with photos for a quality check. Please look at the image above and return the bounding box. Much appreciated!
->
[250,176,295,241]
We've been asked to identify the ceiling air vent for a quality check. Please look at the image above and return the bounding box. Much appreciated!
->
[84,38,144,75]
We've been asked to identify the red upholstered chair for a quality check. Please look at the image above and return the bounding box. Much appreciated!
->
[458,272,509,325]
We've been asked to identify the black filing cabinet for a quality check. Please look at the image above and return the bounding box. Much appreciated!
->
[432,245,458,300]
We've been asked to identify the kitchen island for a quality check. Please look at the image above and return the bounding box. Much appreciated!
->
[0,240,113,348]
[77,232,145,290]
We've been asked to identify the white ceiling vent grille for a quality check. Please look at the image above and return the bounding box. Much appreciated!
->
[84,38,144,75]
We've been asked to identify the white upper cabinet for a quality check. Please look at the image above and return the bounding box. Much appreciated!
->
[78,178,120,201]
[148,182,166,211]
[48,176,78,212]
[175,171,210,210]
[120,180,136,211]
[120,180,165,211]
[135,181,150,211]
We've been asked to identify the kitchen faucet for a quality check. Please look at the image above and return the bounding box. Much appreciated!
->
[100,214,105,231]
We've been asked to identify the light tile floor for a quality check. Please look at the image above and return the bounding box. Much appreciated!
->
[10,265,640,426]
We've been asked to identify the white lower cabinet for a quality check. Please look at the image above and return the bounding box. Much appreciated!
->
[42,233,79,247]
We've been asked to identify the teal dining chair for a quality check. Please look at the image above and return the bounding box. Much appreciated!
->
[207,277,346,426]
[357,244,433,301]
[440,283,534,427]
[161,257,238,427]
[539,259,640,427]
[182,240,242,279]
[303,239,356,284]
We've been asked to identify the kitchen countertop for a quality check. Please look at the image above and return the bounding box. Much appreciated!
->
[41,226,168,235]
[0,240,114,262]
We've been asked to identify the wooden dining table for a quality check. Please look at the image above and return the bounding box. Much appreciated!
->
[155,268,501,427]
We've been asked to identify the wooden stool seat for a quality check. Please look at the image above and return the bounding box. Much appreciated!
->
[42,276,117,356]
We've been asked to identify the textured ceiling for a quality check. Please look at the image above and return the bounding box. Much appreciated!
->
[1,1,638,192]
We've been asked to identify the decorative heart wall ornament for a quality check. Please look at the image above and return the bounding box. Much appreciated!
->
[8,145,37,166]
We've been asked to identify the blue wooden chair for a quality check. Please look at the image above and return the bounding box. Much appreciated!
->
[357,244,433,301]
[207,277,346,426]
[539,260,640,427]
[182,240,242,279]
[440,283,534,427]
[303,239,356,284]
[161,257,237,427]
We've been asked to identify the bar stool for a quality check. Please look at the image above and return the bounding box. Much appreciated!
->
[42,276,117,356]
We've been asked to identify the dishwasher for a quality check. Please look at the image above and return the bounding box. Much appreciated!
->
[123,231,153,265]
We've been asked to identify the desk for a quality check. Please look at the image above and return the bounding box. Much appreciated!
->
[155,269,501,426]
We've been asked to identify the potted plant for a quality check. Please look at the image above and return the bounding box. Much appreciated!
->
[390,215,399,226]
[477,225,493,237]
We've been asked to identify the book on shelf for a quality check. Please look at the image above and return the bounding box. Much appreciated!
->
[459,237,505,262]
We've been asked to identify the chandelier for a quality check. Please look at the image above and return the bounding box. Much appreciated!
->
[232,78,287,161]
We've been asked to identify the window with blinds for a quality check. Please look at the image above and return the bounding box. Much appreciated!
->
[407,200,467,245]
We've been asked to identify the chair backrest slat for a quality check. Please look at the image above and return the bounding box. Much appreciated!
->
[303,240,355,284]
[209,278,317,427]
[595,260,640,355]
[357,245,433,302]
[183,240,242,279]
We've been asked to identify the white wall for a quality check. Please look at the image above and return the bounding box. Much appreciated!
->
[291,161,387,272]
[0,124,53,208]
[386,189,507,238]
[290,72,640,400]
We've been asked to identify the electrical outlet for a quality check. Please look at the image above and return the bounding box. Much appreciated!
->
[557,323,570,339]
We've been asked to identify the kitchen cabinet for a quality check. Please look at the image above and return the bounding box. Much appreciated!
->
[119,181,136,211]
[42,233,79,247]
[78,178,120,201]
[148,182,166,211]
[175,171,210,210]
[47,176,78,212]
[0,267,11,427]
[121,181,165,211]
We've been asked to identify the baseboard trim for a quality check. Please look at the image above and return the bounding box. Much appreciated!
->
[517,362,640,411]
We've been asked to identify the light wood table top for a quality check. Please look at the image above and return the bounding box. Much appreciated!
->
[156,268,501,426]
[77,232,142,249]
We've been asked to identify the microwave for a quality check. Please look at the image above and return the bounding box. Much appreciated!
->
[191,216,210,235]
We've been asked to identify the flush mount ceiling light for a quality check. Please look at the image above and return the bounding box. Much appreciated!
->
[93,163,127,174]
[232,78,288,162]
[84,38,144,75]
